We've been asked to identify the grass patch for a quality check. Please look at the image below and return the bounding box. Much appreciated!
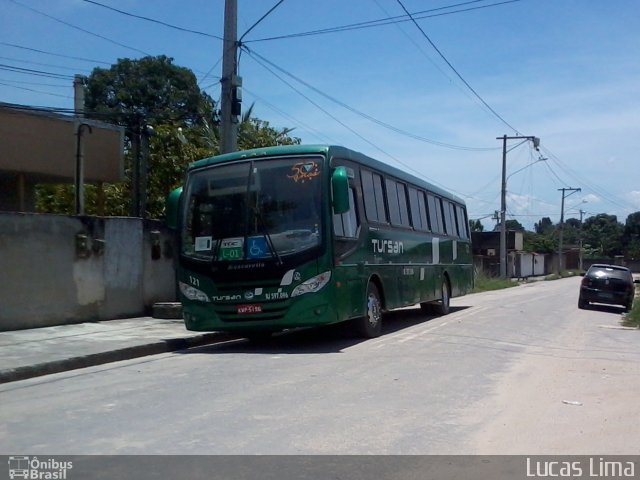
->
[544,270,582,281]
[473,271,519,293]
[621,285,640,329]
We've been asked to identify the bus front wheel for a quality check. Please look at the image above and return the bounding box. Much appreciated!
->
[354,282,382,338]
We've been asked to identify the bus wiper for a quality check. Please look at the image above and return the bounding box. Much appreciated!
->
[253,206,283,266]
[244,162,282,266]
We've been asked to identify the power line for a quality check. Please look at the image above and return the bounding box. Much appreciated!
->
[0,42,112,65]
[245,48,497,151]
[239,0,286,42]
[0,64,75,80]
[0,82,73,99]
[8,0,152,56]
[241,85,336,144]
[372,0,485,112]
[0,78,69,88]
[395,0,519,134]
[541,145,635,211]
[0,55,92,74]
[243,48,469,193]
[80,0,223,41]
[244,0,523,43]
[0,102,79,115]
[198,57,223,88]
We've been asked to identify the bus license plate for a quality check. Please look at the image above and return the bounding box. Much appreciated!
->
[237,304,262,314]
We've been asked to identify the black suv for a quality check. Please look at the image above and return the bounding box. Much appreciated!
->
[579,264,639,311]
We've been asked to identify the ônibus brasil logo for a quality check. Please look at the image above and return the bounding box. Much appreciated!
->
[8,456,72,480]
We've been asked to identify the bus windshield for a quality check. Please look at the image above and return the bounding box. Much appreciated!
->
[181,156,323,262]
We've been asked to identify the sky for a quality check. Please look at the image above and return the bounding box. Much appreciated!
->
[1,0,639,230]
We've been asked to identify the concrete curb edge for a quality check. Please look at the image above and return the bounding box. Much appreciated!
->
[0,332,224,384]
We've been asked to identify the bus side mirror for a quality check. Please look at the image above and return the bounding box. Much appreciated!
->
[331,167,350,215]
[166,187,183,230]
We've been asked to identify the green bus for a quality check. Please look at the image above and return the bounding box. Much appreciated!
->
[166,144,473,338]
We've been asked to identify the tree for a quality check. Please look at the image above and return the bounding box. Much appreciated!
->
[523,231,555,253]
[505,219,524,231]
[582,214,624,257]
[84,55,213,133]
[560,217,582,245]
[534,217,554,235]
[623,211,640,259]
[469,219,484,232]
[35,56,300,219]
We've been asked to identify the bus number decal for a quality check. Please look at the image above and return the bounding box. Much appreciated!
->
[288,162,320,183]
[371,239,404,254]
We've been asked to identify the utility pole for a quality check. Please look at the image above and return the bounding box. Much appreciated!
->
[220,0,240,154]
[130,118,141,217]
[73,74,93,216]
[497,134,540,278]
[557,187,581,273]
[130,119,153,218]
[579,209,586,271]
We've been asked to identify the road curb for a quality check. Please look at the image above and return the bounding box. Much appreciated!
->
[0,332,225,385]
[152,302,183,319]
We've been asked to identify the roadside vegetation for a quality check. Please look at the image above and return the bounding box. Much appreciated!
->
[621,284,640,328]
[472,271,519,293]
[543,270,582,281]
[473,269,583,293]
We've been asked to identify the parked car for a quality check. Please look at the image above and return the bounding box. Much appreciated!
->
[578,264,640,311]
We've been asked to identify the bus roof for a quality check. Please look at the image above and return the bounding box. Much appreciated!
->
[189,144,465,205]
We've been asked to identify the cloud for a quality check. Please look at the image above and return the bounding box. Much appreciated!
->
[626,191,640,209]
[582,194,601,204]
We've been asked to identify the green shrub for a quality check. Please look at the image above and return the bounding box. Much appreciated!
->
[621,284,640,328]
[473,271,519,293]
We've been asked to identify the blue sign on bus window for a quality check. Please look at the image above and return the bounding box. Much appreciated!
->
[247,236,270,259]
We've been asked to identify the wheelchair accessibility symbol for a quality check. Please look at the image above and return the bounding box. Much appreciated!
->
[247,237,270,259]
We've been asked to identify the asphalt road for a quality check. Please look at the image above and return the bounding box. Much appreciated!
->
[2,277,639,454]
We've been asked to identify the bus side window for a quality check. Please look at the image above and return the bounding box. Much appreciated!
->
[361,169,387,223]
[408,186,429,231]
[456,204,469,239]
[386,179,411,228]
[450,202,459,236]
[333,187,359,238]
[427,193,443,234]
[444,201,459,237]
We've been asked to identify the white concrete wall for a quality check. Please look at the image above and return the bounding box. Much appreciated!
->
[0,213,176,331]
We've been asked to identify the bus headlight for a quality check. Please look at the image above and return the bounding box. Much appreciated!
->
[179,281,210,302]
[291,271,331,297]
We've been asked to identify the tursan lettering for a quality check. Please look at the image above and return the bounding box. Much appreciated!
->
[371,239,404,254]
[212,294,242,301]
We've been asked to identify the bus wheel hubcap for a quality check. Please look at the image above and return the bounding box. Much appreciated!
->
[368,294,381,326]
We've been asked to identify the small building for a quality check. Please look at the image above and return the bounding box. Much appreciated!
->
[514,252,546,277]
[472,230,549,277]
[0,102,124,212]
[471,230,523,256]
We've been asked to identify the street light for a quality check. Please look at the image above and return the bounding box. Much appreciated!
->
[497,135,541,278]
[579,206,587,271]
[557,187,582,273]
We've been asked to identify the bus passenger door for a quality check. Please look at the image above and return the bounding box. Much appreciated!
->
[331,162,366,320]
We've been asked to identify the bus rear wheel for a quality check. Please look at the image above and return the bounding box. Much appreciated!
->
[354,282,382,338]
[432,279,450,315]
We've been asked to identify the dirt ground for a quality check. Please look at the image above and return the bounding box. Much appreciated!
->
[466,306,640,454]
